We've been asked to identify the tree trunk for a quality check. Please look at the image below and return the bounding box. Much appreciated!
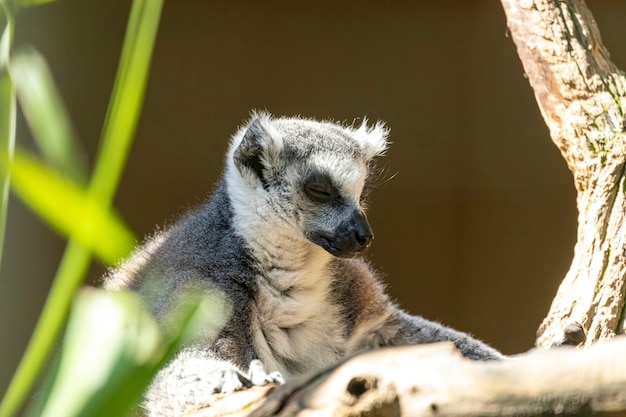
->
[501,0,626,348]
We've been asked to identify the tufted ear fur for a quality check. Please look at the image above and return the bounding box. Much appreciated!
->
[352,119,389,160]
[232,115,283,189]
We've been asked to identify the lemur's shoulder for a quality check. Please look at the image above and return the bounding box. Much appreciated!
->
[103,180,257,315]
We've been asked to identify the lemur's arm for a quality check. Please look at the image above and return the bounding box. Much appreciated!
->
[143,344,283,417]
[141,297,284,417]
[332,259,504,361]
[390,310,504,360]
[145,348,242,417]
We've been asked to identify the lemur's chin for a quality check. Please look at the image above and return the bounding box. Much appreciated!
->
[308,232,370,259]
[324,245,361,259]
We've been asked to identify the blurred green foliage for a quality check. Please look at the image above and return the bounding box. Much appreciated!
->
[0,1,227,416]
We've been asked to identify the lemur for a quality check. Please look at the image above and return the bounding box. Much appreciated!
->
[104,112,503,417]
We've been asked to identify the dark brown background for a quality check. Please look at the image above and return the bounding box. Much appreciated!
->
[2,0,625,398]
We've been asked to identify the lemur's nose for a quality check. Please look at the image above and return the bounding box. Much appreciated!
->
[312,209,375,258]
[350,210,373,250]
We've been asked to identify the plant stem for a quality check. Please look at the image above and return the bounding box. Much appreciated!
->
[0,75,15,273]
[0,241,90,417]
[0,0,16,273]
[90,0,163,203]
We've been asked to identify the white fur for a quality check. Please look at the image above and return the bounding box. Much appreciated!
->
[223,113,386,376]
[345,311,396,353]
[227,169,346,375]
[311,152,367,201]
[250,251,346,376]
[352,118,389,159]
[226,111,284,170]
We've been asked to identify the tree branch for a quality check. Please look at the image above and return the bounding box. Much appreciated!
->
[188,339,626,417]
[501,0,626,348]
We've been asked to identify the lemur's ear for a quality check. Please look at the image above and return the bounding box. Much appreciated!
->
[353,119,389,160]
[233,115,283,189]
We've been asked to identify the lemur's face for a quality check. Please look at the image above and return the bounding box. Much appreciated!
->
[229,114,387,259]
[298,166,373,258]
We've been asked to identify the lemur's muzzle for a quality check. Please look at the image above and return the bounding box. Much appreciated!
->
[310,210,374,258]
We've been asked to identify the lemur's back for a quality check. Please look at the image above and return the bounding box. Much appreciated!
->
[105,181,251,304]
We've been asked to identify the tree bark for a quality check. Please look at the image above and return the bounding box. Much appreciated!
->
[188,339,626,417]
[501,0,626,347]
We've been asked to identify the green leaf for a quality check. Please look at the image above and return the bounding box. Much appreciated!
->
[35,288,230,417]
[0,71,14,271]
[38,289,161,417]
[10,48,87,184]
[0,0,14,68]
[0,0,17,272]
[160,283,232,350]
[14,0,57,7]
[6,150,135,264]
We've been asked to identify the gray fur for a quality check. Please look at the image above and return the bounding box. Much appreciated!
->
[104,112,503,417]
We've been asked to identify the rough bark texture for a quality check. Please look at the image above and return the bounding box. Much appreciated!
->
[188,340,626,417]
[501,0,626,347]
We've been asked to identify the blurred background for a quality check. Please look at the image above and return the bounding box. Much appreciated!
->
[2,0,625,396]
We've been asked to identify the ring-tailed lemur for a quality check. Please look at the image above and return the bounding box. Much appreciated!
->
[104,112,503,417]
